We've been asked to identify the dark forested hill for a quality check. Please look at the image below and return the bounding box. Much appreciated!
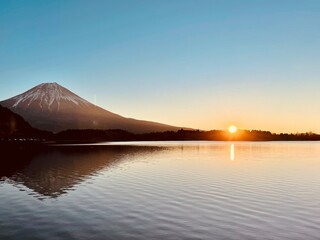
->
[0,105,50,139]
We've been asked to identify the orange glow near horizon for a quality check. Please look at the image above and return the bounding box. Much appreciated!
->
[228,125,238,133]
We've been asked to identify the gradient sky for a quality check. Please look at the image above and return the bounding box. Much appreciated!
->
[1,0,320,133]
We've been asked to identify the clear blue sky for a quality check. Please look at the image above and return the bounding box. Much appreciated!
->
[1,0,320,133]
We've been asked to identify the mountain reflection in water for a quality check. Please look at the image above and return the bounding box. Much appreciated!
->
[0,145,163,199]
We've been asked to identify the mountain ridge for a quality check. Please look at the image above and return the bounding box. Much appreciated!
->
[0,83,183,133]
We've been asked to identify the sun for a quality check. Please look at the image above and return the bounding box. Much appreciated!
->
[228,125,238,133]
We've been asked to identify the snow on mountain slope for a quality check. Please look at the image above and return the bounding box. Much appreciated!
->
[0,83,182,133]
[10,83,91,111]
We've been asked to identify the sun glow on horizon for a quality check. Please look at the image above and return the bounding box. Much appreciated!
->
[228,125,238,133]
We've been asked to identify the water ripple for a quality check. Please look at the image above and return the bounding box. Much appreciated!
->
[1,142,320,239]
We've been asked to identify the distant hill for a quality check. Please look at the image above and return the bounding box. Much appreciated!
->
[0,83,183,133]
[0,105,49,139]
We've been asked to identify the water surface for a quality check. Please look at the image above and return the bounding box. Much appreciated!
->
[1,141,320,239]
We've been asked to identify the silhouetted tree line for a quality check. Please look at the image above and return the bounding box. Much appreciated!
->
[51,129,320,143]
[2,127,320,143]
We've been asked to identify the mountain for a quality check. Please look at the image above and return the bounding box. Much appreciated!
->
[0,83,182,133]
[0,105,49,138]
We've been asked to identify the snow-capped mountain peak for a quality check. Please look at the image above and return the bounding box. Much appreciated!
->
[10,82,91,111]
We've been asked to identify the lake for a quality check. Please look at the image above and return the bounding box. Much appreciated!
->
[1,141,320,240]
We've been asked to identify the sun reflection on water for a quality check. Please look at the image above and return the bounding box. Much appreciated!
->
[230,144,235,161]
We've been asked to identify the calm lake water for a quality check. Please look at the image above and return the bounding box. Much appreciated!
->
[1,141,320,240]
